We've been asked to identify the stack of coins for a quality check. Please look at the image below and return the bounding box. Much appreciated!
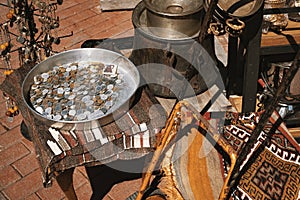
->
[29,61,123,121]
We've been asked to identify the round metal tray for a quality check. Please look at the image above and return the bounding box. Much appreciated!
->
[22,48,140,127]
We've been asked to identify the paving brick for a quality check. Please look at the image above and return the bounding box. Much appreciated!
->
[74,18,100,35]
[57,0,78,11]
[0,114,23,130]
[116,29,135,39]
[56,17,77,31]
[88,18,134,40]
[61,15,90,30]
[0,74,5,82]
[21,138,35,153]
[36,167,91,200]
[73,0,99,11]
[71,9,97,25]
[76,166,88,179]
[0,165,21,189]
[103,194,114,200]
[58,1,97,21]
[90,30,111,40]
[3,169,44,200]
[91,9,115,20]
[0,126,23,150]
[0,124,8,135]
[90,5,103,15]
[86,19,116,38]
[65,33,92,49]
[36,179,65,200]
[73,183,93,200]
[56,3,80,20]
[0,99,7,118]
[107,11,132,26]
[12,152,40,177]
[24,193,41,200]
[108,179,141,200]
[73,167,90,190]
[73,0,98,5]
[56,13,113,42]
[102,20,133,38]
[0,142,30,168]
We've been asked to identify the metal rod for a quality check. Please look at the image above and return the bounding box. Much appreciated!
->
[264,7,300,15]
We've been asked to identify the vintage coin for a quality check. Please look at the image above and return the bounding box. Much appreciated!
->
[68,109,76,116]
[29,61,122,122]
[76,113,86,121]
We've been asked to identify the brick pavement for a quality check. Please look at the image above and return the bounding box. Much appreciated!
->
[0,0,141,199]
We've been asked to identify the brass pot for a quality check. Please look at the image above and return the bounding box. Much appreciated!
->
[143,0,204,38]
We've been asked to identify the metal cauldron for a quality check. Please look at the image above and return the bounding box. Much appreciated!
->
[131,1,222,98]
[22,48,140,128]
[143,0,204,38]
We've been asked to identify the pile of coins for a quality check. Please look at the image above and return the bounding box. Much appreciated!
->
[29,61,123,121]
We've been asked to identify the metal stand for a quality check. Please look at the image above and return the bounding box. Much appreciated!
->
[233,7,300,113]
[259,7,300,126]
[242,25,263,112]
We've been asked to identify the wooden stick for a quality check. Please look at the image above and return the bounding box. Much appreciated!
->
[136,102,182,200]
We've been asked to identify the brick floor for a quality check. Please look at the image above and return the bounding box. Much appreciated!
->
[0,0,140,199]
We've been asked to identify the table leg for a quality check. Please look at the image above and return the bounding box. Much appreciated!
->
[56,168,77,200]
[242,23,262,113]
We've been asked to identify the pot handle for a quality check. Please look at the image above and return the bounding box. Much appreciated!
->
[225,18,245,37]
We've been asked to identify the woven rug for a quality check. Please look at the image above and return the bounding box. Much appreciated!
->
[222,111,300,200]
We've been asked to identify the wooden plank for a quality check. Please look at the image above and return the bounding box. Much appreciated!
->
[100,0,141,11]
[261,20,300,47]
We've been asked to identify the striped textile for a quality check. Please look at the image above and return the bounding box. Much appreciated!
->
[47,120,155,156]
[43,88,167,185]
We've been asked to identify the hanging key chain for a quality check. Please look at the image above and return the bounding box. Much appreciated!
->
[0,24,14,76]
[3,92,19,122]
[0,25,10,53]
[3,54,14,76]
[0,24,17,121]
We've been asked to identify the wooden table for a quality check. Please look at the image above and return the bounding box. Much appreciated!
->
[261,20,300,47]
[260,18,300,137]
[241,13,300,113]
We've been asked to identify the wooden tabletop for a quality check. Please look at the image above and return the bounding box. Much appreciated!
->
[261,20,300,47]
